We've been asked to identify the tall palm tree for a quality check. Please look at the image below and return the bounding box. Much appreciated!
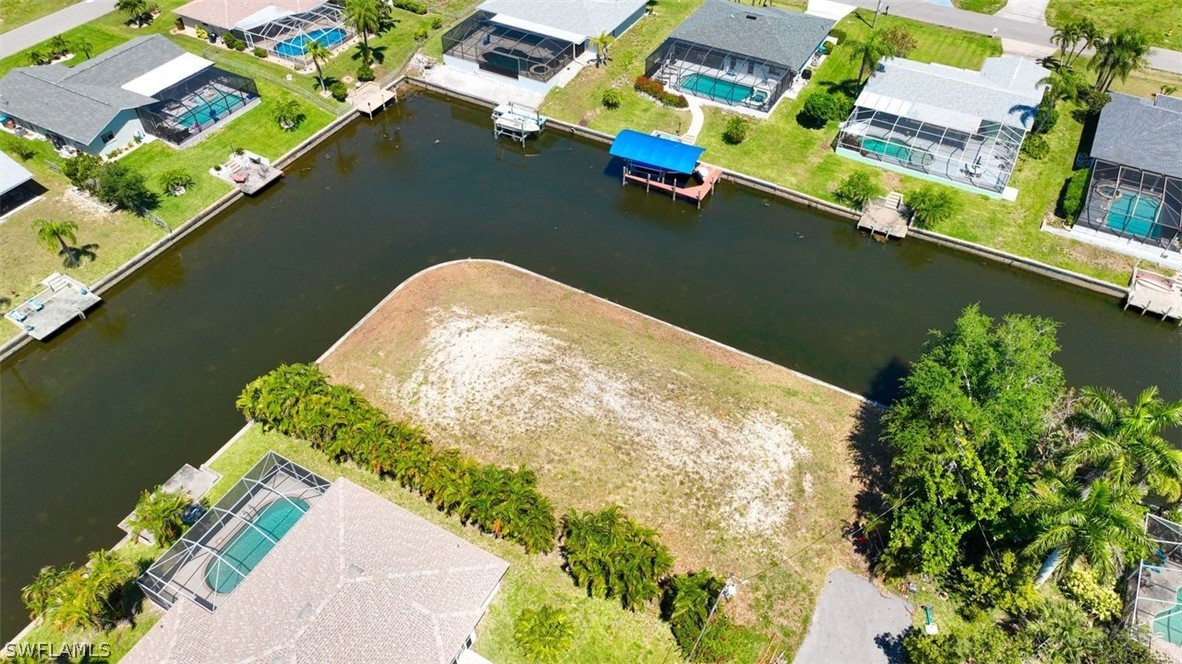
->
[1091,29,1150,93]
[1051,22,1081,61]
[345,0,385,65]
[1019,475,1149,584]
[1038,66,1086,107]
[306,41,331,91]
[847,29,892,83]
[590,31,615,68]
[85,549,135,621]
[1064,386,1182,499]
[32,219,79,265]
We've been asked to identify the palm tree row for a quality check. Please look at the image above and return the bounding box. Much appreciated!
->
[21,550,137,631]
[560,506,674,610]
[236,364,557,553]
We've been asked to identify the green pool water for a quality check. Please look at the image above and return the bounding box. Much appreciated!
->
[1153,585,1182,645]
[1107,192,1162,239]
[680,73,753,104]
[203,498,308,594]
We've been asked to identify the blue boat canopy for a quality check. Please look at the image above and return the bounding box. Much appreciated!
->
[609,130,705,174]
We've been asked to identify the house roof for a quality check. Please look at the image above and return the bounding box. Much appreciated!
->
[857,55,1047,131]
[1092,93,1182,178]
[476,0,648,42]
[668,0,835,71]
[174,0,329,31]
[0,35,210,145]
[0,151,34,196]
[123,477,510,664]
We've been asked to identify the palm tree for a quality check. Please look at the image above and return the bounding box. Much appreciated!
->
[1028,600,1102,662]
[116,0,151,27]
[21,565,72,619]
[513,605,574,663]
[306,41,331,91]
[1064,386,1182,499]
[85,549,135,621]
[74,37,93,59]
[1051,22,1081,61]
[847,29,892,83]
[1019,475,1149,584]
[48,35,70,57]
[32,219,80,266]
[590,31,615,68]
[345,0,385,64]
[1091,29,1150,93]
[127,486,190,546]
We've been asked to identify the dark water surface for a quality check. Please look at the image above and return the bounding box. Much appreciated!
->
[2,94,1178,638]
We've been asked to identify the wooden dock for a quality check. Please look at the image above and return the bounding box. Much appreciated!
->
[857,192,908,238]
[217,150,283,195]
[1125,267,1182,324]
[623,163,722,208]
[354,82,396,117]
[5,273,101,340]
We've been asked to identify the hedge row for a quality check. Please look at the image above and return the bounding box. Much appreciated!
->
[634,76,689,109]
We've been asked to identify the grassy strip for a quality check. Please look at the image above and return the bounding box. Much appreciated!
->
[953,0,1008,14]
[0,0,78,34]
[1047,0,1182,51]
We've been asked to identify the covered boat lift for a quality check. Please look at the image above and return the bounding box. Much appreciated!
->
[609,130,721,207]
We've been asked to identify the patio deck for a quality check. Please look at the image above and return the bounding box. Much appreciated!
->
[623,162,722,208]
[1125,267,1182,323]
[5,273,100,340]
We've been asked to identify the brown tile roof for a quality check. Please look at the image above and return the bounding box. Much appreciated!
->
[124,478,509,664]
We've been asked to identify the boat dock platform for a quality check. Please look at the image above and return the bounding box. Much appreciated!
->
[354,82,396,118]
[623,163,722,208]
[1125,267,1182,323]
[117,463,221,544]
[857,192,908,238]
[492,102,546,145]
[610,130,721,208]
[216,150,283,195]
[5,273,101,340]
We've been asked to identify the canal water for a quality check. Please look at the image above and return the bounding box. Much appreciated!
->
[1,94,1178,638]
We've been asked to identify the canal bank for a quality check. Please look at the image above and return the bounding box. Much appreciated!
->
[1,93,1178,640]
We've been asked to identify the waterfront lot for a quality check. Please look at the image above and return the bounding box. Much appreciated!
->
[317,260,880,658]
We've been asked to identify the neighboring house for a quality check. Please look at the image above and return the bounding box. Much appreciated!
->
[644,0,834,113]
[0,35,259,156]
[1076,93,1182,251]
[0,151,36,214]
[174,0,355,66]
[442,0,648,92]
[128,452,509,664]
[836,55,1047,199]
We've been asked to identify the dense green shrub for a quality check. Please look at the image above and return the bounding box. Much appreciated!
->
[1021,134,1050,160]
[222,33,247,51]
[513,605,574,663]
[1061,168,1089,221]
[906,185,959,227]
[158,168,194,196]
[601,88,622,109]
[391,0,428,14]
[329,80,349,101]
[1034,103,1059,134]
[799,92,852,127]
[1059,566,1122,623]
[633,76,688,108]
[560,506,673,610]
[237,364,557,553]
[659,570,749,660]
[904,622,1031,664]
[950,551,1041,619]
[127,486,190,544]
[834,170,884,210]
[722,116,747,145]
[62,153,103,190]
[356,64,375,81]
[431,16,444,29]
[413,27,429,43]
[253,46,267,58]
[97,162,157,212]
[21,550,137,631]
[3,137,37,161]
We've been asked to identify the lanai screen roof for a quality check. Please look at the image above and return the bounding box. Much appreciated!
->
[1092,93,1182,177]
[476,0,647,41]
[610,130,705,174]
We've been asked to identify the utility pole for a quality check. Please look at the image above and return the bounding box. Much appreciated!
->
[873,0,882,27]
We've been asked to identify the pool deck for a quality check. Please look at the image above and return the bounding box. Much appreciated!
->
[4,273,101,340]
[1125,267,1182,323]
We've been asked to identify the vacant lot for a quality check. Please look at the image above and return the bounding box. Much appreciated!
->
[319,260,881,657]
[1047,0,1181,50]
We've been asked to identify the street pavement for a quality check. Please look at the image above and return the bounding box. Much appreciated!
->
[0,0,117,58]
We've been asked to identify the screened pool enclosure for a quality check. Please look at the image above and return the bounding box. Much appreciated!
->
[441,11,580,82]
[139,452,331,612]
[1128,515,1182,655]
[644,39,795,113]
[137,68,259,147]
[241,3,355,66]
[1078,160,1182,249]
[837,106,1025,195]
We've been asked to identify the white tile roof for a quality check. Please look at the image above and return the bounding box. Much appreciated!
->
[476,0,647,41]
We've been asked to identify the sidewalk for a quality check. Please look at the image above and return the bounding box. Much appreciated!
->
[0,0,117,58]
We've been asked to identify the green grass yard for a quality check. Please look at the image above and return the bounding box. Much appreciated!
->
[953,0,1008,14]
[1047,0,1182,50]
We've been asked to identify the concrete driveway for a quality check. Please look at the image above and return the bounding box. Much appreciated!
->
[794,569,913,664]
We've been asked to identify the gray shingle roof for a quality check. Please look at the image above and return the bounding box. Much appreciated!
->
[859,55,1047,130]
[123,477,510,664]
[477,0,648,40]
[669,0,835,71]
[0,35,185,145]
[1092,93,1182,178]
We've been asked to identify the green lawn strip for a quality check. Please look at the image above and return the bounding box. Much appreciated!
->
[322,10,437,84]
[13,543,164,664]
[0,24,128,77]
[952,0,1008,14]
[204,425,683,663]
[1047,0,1181,51]
[0,0,78,34]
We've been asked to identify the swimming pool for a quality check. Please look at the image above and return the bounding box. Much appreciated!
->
[203,498,309,594]
[1153,586,1182,645]
[274,27,348,58]
[680,73,754,104]
[1107,192,1162,239]
[861,137,934,167]
[174,91,248,128]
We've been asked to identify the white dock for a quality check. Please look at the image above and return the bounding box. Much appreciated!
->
[1125,267,1182,324]
[5,273,101,340]
[492,102,546,145]
[354,82,396,117]
[857,192,909,239]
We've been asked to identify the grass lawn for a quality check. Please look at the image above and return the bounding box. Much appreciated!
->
[322,9,439,84]
[953,0,1008,14]
[318,260,879,659]
[1047,0,1182,51]
[0,0,77,34]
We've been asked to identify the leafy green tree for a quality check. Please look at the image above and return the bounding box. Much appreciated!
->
[1091,29,1151,93]
[561,506,673,610]
[800,92,852,126]
[906,185,959,226]
[847,29,893,82]
[904,621,1031,664]
[127,486,190,546]
[950,550,1041,618]
[513,605,574,663]
[881,305,1064,577]
[62,153,103,190]
[722,116,747,145]
[97,162,157,212]
[306,41,331,91]
[345,0,387,64]
[590,31,615,67]
[661,570,722,654]
[834,170,884,210]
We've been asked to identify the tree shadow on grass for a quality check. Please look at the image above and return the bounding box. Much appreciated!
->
[820,78,862,99]
[60,243,99,268]
[351,44,388,65]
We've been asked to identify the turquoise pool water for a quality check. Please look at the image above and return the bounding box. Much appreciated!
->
[681,73,754,104]
[1107,192,1162,239]
[862,138,912,162]
[274,27,348,58]
[203,498,309,594]
[175,91,248,128]
[1153,585,1182,645]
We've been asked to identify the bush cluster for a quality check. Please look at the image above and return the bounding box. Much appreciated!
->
[950,551,1041,619]
[3,136,37,161]
[1061,168,1089,221]
[356,64,375,82]
[560,506,672,610]
[1021,134,1050,160]
[661,571,747,661]
[1059,566,1122,623]
[799,92,852,127]
[237,364,557,553]
[253,46,267,58]
[633,76,688,109]
[431,16,444,30]
[513,605,574,663]
[834,170,883,210]
[601,88,622,110]
[1033,103,1059,135]
[222,33,246,51]
[391,0,428,14]
[21,551,138,632]
[329,80,349,101]
[721,116,747,145]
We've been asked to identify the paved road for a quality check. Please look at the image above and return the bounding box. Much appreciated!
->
[0,0,117,58]
[840,0,1182,75]
[794,569,913,664]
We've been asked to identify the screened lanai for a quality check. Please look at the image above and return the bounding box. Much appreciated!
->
[242,3,354,66]
[139,452,331,612]
[1128,515,1182,659]
[837,106,1024,195]
[1077,161,1182,249]
[137,68,259,147]
[441,11,579,82]
[645,39,793,112]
